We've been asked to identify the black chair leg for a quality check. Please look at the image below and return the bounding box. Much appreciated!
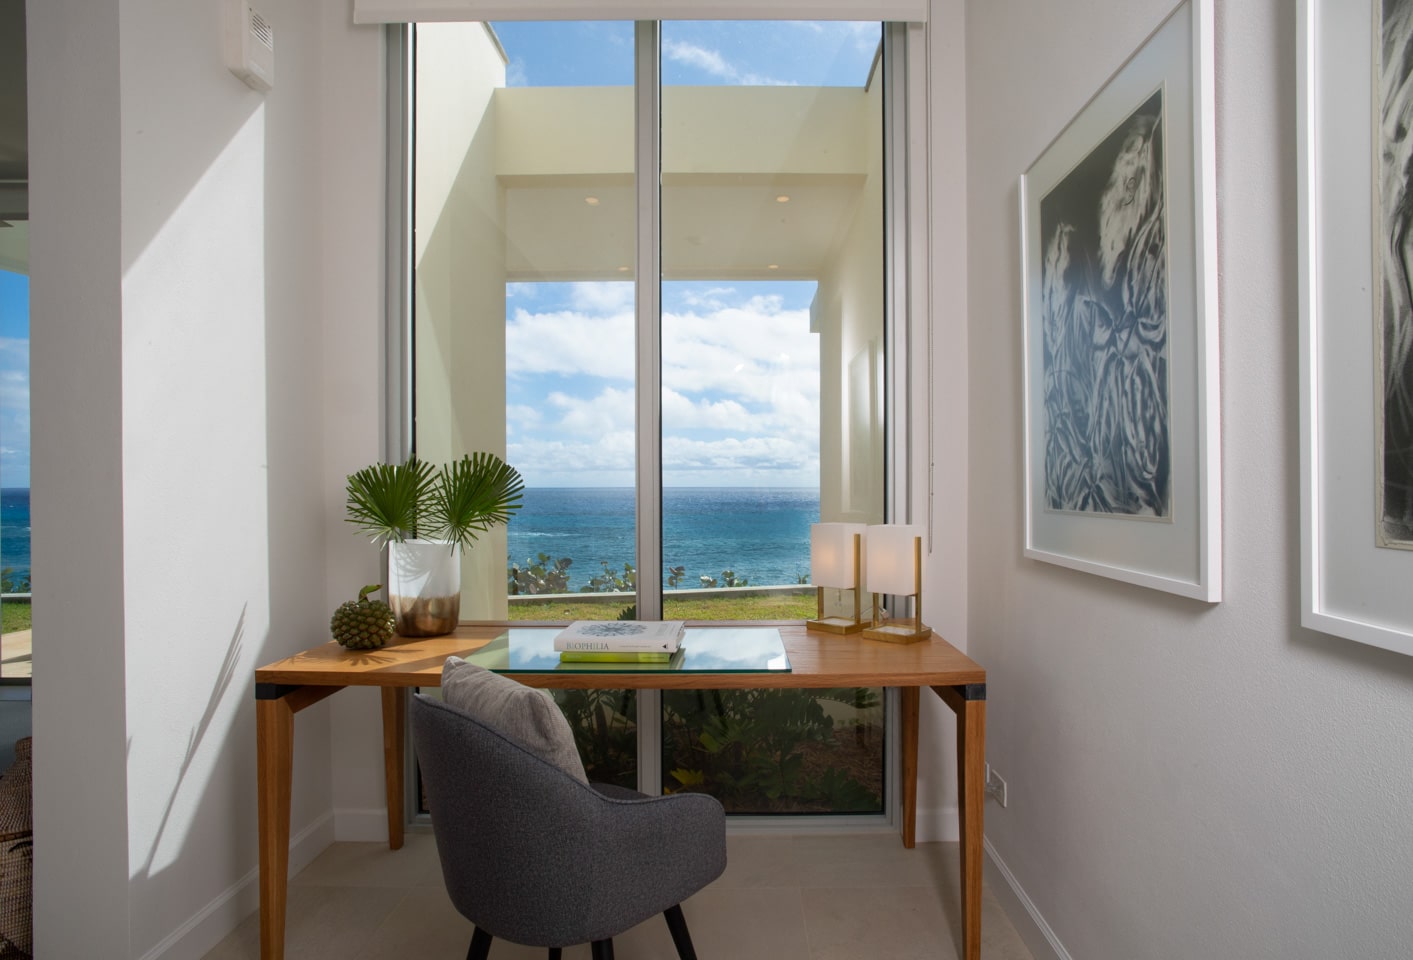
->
[590,939,616,960]
[548,949,562,960]
[467,926,493,960]
[664,904,698,960]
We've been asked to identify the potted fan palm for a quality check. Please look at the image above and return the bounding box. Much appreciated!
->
[345,453,524,637]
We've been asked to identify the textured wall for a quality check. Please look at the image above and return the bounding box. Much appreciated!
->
[965,1,1413,957]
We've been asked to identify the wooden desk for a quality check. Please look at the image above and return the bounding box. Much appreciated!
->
[254,623,987,960]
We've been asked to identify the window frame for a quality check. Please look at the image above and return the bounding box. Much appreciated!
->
[390,17,931,831]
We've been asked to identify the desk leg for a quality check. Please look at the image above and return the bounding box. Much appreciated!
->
[957,694,985,960]
[255,683,340,960]
[899,686,920,849]
[256,695,295,960]
[934,683,986,960]
[381,687,406,850]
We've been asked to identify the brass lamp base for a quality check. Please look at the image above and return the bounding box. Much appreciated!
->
[806,615,867,635]
[861,621,932,644]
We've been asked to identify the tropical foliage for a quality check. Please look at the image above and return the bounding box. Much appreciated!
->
[346,454,524,552]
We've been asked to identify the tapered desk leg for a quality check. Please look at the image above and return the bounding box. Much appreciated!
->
[899,685,920,849]
[381,686,406,850]
[957,694,985,960]
[934,683,986,960]
[257,695,295,960]
[255,683,340,960]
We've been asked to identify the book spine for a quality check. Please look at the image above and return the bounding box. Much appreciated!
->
[559,651,673,663]
[552,638,681,653]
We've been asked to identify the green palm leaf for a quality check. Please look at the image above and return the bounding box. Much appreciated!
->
[344,458,436,545]
[425,452,525,553]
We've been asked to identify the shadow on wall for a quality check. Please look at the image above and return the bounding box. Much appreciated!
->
[131,605,245,881]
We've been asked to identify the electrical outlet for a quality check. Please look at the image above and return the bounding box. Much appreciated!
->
[985,765,1008,808]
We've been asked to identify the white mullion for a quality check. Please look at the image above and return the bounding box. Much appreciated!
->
[882,22,914,835]
[634,19,663,621]
[387,24,414,464]
[634,20,664,796]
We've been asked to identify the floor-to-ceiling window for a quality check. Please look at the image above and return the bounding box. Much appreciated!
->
[0,1,30,683]
[409,18,896,813]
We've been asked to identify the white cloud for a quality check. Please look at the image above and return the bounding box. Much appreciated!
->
[662,40,794,86]
[0,338,29,415]
[547,385,635,435]
[505,58,528,87]
[673,286,736,311]
[569,281,634,313]
[661,388,750,430]
[508,431,637,484]
[506,306,635,380]
[663,434,817,474]
[506,403,542,429]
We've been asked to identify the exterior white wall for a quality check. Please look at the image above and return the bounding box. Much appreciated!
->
[414,22,509,620]
[965,1,1413,957]
[29,0,380,955]
[816,74,884,528]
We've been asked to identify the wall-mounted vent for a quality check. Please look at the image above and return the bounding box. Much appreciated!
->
[223,0,274,93]
[249,10,274,51]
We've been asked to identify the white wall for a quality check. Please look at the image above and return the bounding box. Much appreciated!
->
[915,3,971,841]
[964,1,1413,957]
[29,0,383,955]
[28,1,131,952]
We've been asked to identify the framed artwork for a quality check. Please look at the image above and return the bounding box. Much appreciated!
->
[1298,0,1413,655]
[1019,0,1220,601]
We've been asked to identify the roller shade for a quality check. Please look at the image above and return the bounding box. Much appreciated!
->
[353,0,927,24]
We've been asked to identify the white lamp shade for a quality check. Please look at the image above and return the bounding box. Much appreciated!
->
[864,524,922,595]
[810,522,866,588]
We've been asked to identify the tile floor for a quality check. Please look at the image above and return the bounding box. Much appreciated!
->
[203,831,1034,960]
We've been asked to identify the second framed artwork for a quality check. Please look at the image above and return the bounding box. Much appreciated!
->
[1019,0,1220,601]
[1298,0,1413,657]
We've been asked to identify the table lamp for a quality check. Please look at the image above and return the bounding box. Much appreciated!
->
[862,524,931,643]
[806,522,867,634]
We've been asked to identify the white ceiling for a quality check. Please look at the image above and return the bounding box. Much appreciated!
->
[503,174,865,282]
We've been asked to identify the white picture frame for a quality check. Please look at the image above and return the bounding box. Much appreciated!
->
[1018,0,1220,601]
[1298,0,1413,656]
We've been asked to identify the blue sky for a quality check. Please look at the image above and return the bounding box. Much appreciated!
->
[493,20,880,88]
[0,268,28,489]
[489,20,879,489]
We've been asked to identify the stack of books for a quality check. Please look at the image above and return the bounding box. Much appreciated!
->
[553,620,686,662]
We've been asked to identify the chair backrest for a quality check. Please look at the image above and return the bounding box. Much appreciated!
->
[411,693,603,944]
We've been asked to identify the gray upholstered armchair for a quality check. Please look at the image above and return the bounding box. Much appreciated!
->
[411,693,728,960]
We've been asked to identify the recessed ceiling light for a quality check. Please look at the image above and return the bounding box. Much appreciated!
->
[585,196,600,206]
[617,266,631,272]
[775,195,790,203]
[767,264,780,270]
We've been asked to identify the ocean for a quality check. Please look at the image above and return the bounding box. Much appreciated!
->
[0,488,29,588]
[0,486,820,594]
[507,487,818,591]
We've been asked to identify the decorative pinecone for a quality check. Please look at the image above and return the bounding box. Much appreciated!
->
[331,584,396,650]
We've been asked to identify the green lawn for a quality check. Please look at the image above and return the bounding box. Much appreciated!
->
[509,591,815,622]
[1,602,31,635]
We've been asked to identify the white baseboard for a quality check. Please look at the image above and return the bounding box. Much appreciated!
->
[333,806,393,841]
[983,837,1073,960]
[137,811,335,960]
